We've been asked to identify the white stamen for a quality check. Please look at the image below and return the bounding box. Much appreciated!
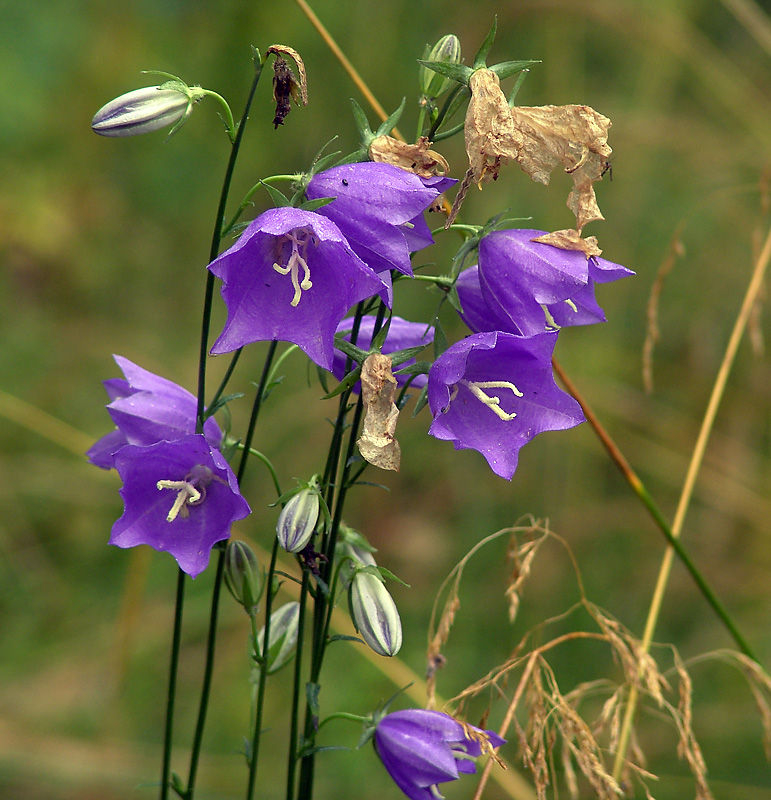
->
[564,298,578,313]
[272,229,313,307]
[459,379,523,421]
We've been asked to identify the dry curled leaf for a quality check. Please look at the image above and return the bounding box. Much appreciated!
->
[531,229,603,258]
[369,134,450,177]
[357,354,401,471]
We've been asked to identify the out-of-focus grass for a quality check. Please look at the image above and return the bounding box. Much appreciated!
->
[1,0,770,798]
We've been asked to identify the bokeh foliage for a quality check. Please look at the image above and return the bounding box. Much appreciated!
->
[1,0,770,798]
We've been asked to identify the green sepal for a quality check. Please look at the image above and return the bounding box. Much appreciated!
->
[418,60,473,87]
[433,317,449,359]
[473,17,498,68]
[490,59,541,81]
[298,196,336,212]
[333,335,369,366]
[306,681,321,716]
[374,97,407,138]
[260,180,291,208]
[412,384,429,417]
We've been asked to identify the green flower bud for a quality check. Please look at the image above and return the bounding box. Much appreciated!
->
[419,35,462,100]
[350,571,403,657]
[277,488,319,553]
[256,601,300,674]
[91,84,205,137]
[224,540,264,613]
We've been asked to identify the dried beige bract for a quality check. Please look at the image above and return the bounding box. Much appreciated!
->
[369,135,450,178]
[452,67,612,231]
[531,228,603,258]
[357,354,401,472]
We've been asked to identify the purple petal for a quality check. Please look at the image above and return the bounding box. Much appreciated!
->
[208,207,389,370]
[427,331,585,480]
[111,435,250,578]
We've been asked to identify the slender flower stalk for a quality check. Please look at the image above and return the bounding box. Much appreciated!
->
[610,219,771,782]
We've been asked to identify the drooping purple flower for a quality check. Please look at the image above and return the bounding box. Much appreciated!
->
[427,331,585,480]
[208,207,389,371]
[86,355,222,470]
[332,315,434,390]
[305,163,455,277]
[374,709,505,800]
[111,434,250,578]
[473,228,632,336]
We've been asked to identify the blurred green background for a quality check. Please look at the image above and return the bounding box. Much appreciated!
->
[2,0,771,798]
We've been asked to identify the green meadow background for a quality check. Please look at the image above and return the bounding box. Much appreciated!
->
[1,0,770,798]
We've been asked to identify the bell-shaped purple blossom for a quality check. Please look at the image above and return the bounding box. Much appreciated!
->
[111,434,250,578]
[332,315,434,390]
[374,709,505,800]
[208,207,389,371]
[472,229,632,336]
[86,355,222,469]
[305,163,455,277]
[427,331,585,480]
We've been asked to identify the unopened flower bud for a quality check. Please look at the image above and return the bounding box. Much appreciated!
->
[350,571,403,657]
[277,488,319,553]
[91,85,204,137]
[224,540,264,612]
[419,34,462,99]
[256,601,300,674]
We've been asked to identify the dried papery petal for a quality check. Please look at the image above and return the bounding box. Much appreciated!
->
[508,104,612,230]
[357,354,401,472]
[369,135,450,177]
[465,68,522,188]
[531,229,603,258]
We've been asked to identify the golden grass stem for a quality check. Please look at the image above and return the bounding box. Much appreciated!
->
[294,0,403,140]
[611,219,771,783]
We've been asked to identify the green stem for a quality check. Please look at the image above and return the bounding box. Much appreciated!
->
[184,545,227,799]
[286,568,310,800]
[202,89,237,142]
[160,568,186,800]
[196,58,264,436]
[246,537,280,800]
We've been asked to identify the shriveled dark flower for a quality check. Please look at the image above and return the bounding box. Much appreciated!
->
[86,355,222,470]
[306,163,455,276]
[374,709,505,800]
[111,434,250,577]
[208,207,388,370]
[427,331,584,479]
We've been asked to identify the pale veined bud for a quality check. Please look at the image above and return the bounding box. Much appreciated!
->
[419,34,462,100]
[276,488,319,553]
[223,540,264,613]
[349,570,403,657]
[256,601,300,674]
[91,85,204,137]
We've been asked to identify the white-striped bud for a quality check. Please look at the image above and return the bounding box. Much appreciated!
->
[92,85,204,137]
[276,488,319,553]
[350,571,403,657]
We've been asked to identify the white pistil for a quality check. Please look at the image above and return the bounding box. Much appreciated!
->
[157,479,204,522]
[459,378,523,421]
[273,229,313,307]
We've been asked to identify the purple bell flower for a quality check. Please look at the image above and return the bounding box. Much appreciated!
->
[86,355,222,469]
[305,163,455,277]
[473,228,632,336]
[374,709,505,800]
[332,315,434,390]
[111,434,250,578]
[427,331,585,480]
[208,207,389,371]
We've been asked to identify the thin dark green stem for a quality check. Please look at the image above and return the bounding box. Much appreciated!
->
[246,537,280,800]
[286,568,310,800]
[196,59,264,434]
[160,568,186,800]
[237,341,278,485]
[184,545,227,799]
